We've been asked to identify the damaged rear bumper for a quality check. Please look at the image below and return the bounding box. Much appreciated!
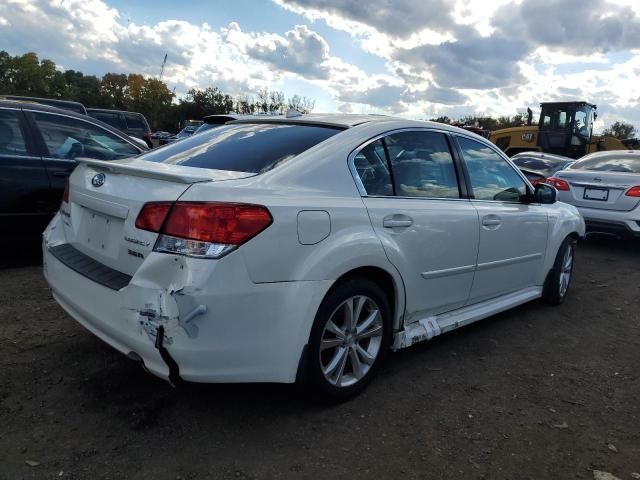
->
[43,215,331,385]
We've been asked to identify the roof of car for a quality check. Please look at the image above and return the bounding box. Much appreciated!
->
[511,151,574,162]
[577,150,640,161]
[229,113,473,133]
[86,107,146,117]
[0,99,89,115]
[0,95,86,112]
[0,99,146,150]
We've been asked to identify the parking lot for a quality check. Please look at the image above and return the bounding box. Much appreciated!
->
[0,236,638,479]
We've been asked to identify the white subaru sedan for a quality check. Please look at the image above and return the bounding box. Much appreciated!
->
[43,115,585,399]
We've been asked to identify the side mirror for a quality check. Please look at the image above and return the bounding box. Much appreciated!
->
[534,183,557,204]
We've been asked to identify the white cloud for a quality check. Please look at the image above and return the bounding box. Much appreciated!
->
[224,23,333,79]
[0,0,639,128]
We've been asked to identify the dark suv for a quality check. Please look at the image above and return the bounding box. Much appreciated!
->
[0,95,87,115]
[0,100,145,239]
[86,108,153,148]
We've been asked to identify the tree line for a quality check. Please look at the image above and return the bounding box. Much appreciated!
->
[431,114,636,140]
[0,51,315,132]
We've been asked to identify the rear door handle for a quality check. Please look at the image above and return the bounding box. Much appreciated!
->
[383,215,413,228]
[482,215,502,227]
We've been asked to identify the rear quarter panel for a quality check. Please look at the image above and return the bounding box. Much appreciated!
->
[540,201,585,283]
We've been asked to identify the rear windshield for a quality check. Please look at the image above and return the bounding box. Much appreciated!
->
[511,156,573,177]
[142,123,343,173]
[125,114,147,130]
[570,154,640,173]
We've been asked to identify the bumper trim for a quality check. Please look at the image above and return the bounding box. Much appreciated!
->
[49,243,132,291]
[585,220,640,238]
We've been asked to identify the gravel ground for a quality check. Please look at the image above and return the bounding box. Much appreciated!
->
[0,236,639,480]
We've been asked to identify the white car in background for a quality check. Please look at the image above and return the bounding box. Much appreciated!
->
[43,115,585,400]
[549,150,640,238]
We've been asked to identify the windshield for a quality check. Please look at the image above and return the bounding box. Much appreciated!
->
[194,123,220,134]
[142,122,342,173]
[177,127,196,138]
[570,154,640,173]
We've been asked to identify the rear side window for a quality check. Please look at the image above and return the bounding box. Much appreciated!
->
[32,112,140,160]
[125,114,147,130]
[570,154,640,173]
[143,123,342,173]
[0,109,28,155]
[89,111,124,130]
[353,139,392,196]
[385,131,460,198]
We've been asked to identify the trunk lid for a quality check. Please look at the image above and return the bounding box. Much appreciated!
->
[554,169,640,211]
[61,158,254,276]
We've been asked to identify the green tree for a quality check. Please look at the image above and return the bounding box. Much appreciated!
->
[63,70,103,107]
[234,94,256,114]
[269,90,285,114]
[430,116,451,124]
[100,73,128,109]
[287,94,315,113]
[603,121,636,140]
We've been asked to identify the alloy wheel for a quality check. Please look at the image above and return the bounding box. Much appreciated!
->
[319,295,383,388]
[559,244,574,297]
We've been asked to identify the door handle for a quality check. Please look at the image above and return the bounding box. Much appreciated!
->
[481,215,502,227]
[383,215,413,228]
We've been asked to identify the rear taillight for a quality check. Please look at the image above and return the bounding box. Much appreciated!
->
[545,177,570,191]
[62,178,70,205]
[135,202,272,259]
[625,186,640,197]
[135,202,172,231]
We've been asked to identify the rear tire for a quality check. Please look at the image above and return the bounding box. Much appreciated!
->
[306,278,392,401]
[543,236,576,305]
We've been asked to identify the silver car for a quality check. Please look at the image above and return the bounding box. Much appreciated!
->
[551,151,640,237]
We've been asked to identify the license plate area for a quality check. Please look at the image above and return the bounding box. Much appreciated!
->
[87,212,110,250]
[583,187,609,201]
[77,207,123,258]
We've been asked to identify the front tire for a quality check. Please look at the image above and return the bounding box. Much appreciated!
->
[543,236,576,305]
[307,278,392,401]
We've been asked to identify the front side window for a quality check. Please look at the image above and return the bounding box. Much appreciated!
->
[385,131,460,198]
[32,112,140,160]
[0,109,28,155]
[353,139,392,196]
[457,136,527,202]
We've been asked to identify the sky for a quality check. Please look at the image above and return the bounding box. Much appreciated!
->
[1,0,640,131]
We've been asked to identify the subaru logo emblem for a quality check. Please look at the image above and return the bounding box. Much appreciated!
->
[91,173,106,187]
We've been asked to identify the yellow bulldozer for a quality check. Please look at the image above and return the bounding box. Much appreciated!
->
[489,101,636,159]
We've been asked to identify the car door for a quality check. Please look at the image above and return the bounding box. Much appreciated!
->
[26,110,142,214]
[454,135,549,303]
[353,130,480,322]
[0,107,52,236]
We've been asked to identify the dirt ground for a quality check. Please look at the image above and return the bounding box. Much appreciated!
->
[0,236,639,480]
